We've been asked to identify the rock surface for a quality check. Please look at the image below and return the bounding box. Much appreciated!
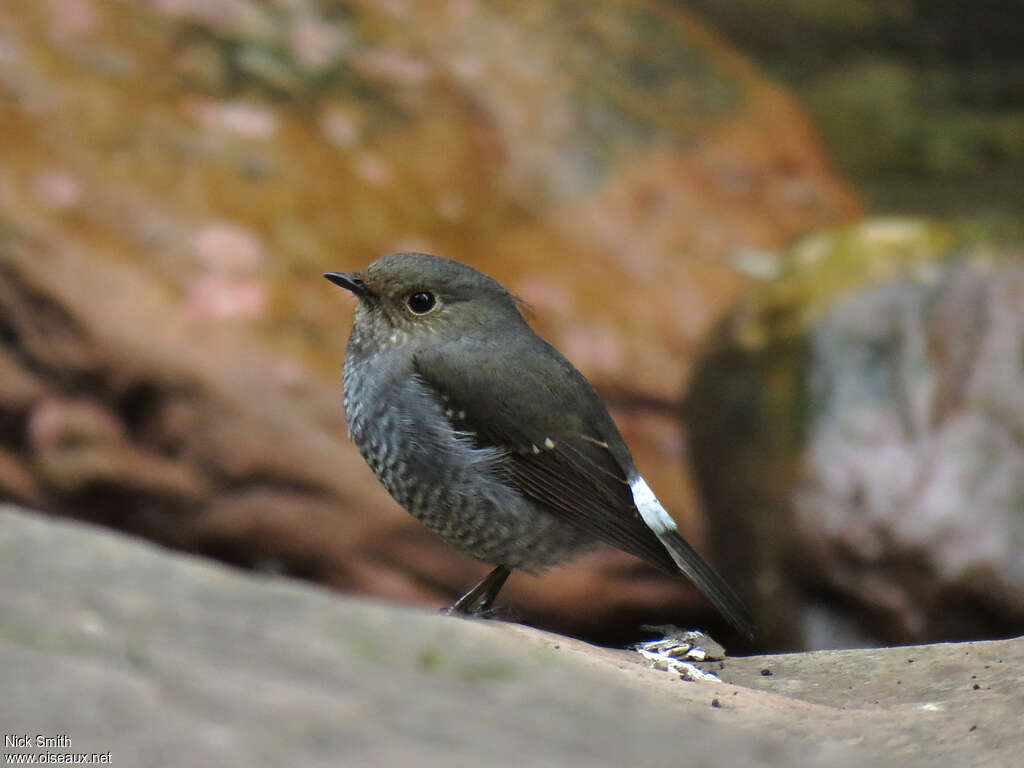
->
[1,506,1021,768]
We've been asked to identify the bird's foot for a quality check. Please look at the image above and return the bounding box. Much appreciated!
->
[443,564,512,618]
[440,603,519,622]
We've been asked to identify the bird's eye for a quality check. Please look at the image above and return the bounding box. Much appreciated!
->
[406,291,437,315]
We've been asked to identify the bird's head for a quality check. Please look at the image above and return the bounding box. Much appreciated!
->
[325,252,528,349]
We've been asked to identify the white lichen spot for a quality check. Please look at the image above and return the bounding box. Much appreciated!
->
[633,628,724,682]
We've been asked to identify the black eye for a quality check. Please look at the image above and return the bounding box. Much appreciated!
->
[407,291,436,315]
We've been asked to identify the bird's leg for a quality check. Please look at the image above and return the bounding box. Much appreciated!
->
[445,564,511,616]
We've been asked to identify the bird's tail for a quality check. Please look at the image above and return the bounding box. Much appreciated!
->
[657,528,755,642]
[630,476,755,641]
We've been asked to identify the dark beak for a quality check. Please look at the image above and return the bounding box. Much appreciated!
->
[324,272,368,296]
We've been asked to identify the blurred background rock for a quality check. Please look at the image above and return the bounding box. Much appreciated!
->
[0,0,1019,650]
[686,222,1024,649]
[681,0,1024,226]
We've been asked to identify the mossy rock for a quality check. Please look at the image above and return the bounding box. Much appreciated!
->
[685,218,1024,648]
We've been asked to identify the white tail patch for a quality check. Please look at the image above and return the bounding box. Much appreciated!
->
[630,477,678,535]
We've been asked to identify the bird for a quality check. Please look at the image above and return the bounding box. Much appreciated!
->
[324,253,754,641]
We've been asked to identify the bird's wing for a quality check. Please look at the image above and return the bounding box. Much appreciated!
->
[412,334,755,640]
[412,335,677,571]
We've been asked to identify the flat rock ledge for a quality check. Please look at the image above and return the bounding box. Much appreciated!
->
[0,506,1019,768]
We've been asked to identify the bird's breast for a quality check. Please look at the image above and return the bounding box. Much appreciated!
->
[340,346,593,569]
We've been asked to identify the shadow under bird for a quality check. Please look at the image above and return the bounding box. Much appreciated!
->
[325,253,754,641]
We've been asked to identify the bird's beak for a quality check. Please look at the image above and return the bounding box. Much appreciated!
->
[324,272,369,297]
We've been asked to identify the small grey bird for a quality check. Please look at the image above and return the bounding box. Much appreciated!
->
[325,253,754,640]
